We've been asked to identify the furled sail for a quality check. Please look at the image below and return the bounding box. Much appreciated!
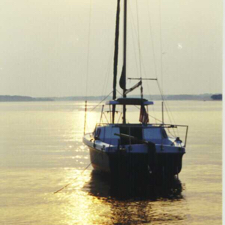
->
[113,0,121,100]
[112,0,121,123]
[119,66,126,91]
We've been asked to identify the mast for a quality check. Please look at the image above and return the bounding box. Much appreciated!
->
[123,0,127,124]
[112,0,121,124]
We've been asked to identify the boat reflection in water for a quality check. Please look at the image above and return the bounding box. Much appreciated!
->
[82,171,185,224]
[85,170,183,200]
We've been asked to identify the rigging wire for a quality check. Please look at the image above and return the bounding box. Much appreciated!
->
[157,0,177,133]
[129,1,158,123]
[116,89,123,97]
[127,2,145,79]
[117,111,122,123]
[126,2,178,133]
[156,80,178,137]
[84,3,116,132]
[128,3,140,80]
[103,112,109,124]
[135,0,143,80]
[159,0,164,94]
[87,3,120,128]
[157,1,179,137]
[89,91,113,112]
[85,0,93,99]
[133,105,162,123]
[84,2,179,137]
[144,0,161,124]
[129,2,152,88]
[101,43,115,98]
[146,0,158,82]
[83,0,93,135]
[145,0,178,136]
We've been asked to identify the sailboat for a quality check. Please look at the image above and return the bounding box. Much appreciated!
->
[83,0,188,180]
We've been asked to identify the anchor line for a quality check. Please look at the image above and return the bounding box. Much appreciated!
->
[54,163,91,194]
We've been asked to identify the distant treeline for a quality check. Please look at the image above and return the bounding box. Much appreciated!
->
[0,95,53,102]
[211,94,222,100]
[0,94,222,102]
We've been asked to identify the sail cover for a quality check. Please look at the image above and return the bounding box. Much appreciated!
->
[125,81,142,95]
[113,0,121,100]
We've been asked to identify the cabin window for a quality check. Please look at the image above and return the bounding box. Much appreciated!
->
[94,126,120,145]
[143,128,164,140]
[161,129,168,138]
[120,127,142,145]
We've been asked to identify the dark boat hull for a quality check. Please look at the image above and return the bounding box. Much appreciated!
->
[89,146,184,178]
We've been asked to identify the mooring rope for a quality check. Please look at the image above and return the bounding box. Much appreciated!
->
[54,163,92,194]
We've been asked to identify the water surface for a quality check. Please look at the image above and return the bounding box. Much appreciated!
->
[0,101,222,224]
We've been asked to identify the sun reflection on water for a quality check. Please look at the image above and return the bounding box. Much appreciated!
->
[53,167,187,225]
[54,169,112,225]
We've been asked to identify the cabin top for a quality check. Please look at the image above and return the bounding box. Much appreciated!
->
[106,98,154,106]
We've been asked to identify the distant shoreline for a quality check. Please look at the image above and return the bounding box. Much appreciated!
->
[0,94,222,102]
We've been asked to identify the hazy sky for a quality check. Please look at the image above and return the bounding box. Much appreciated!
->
[0,0,222,97]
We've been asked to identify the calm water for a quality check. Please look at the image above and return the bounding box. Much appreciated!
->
[0,101,222,224]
